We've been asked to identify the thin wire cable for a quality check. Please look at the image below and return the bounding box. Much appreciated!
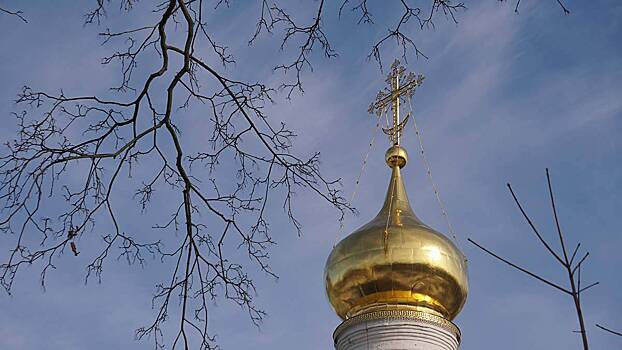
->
[407,98,460,247]
[333,111,384,247]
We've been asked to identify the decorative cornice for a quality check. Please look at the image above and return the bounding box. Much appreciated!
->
[334,309,461,342]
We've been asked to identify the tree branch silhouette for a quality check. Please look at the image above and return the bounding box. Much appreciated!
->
[0,5,27,22]
[468,169,596,350]
[0,1,354,349]
[596,324,622,338]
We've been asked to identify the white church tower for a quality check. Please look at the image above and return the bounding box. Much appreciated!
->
[324,60,468,350]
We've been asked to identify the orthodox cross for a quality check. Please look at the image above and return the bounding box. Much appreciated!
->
[368,59,425,145]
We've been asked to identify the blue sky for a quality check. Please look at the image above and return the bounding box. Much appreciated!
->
[0,1,620,349]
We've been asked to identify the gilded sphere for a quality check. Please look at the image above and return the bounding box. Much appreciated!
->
[385,145,408,168]
[324,165,468,320]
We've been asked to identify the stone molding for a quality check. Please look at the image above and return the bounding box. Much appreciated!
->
[334,309,461,343]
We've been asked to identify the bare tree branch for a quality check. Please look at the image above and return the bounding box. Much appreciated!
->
[469,169,596,350]
[0,5,27,22]
[467,238,571,294]
[0,1,352,349]
[596,324,622,338]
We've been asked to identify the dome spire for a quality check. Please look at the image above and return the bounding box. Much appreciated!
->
[369,59,425,249]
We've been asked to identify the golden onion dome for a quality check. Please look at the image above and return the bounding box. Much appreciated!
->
[324,145,468,320]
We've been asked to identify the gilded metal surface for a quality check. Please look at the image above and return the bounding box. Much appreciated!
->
[368,59,424,145]
[385,145,408,168]
[333,307,461,342]
[324,157,468,320]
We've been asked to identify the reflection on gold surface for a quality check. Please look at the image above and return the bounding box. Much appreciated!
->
[425,246,443,262]
[324,149,468,320]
